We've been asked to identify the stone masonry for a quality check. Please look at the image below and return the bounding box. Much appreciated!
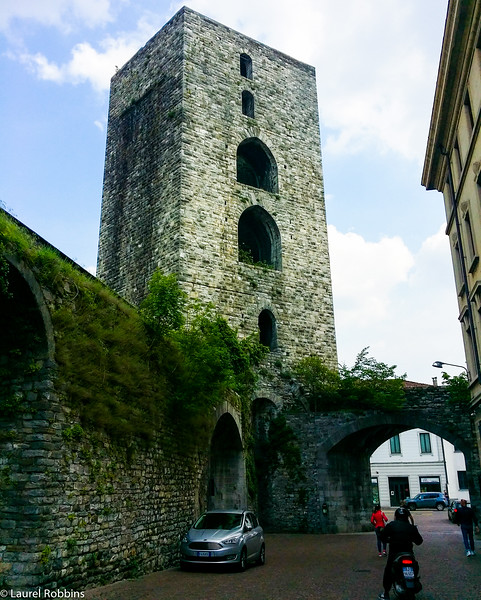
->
[0,250,210,591]
[257,386,481,533]
[2,6,481,594]
[97,6,338,370]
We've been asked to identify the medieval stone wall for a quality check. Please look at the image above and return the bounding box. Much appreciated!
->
[259,387,481,534]
[97,7,338,373]
[0,246,211,592]
[0,367,207,591]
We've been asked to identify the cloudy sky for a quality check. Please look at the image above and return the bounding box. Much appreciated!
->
[0,0,466,384]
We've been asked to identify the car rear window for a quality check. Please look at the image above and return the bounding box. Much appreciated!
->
[194,513,243,530]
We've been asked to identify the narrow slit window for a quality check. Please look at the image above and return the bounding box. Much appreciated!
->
[240,54,253,79]
[464,91,474,134]
[464,211,477,265]
[242,91,254,118]
[258,309,277,351]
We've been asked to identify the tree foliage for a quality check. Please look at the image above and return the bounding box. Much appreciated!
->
[294,348,406,411]
[139,273,268,441]
[441,371,471,406]
[140,270,187,336]
[0,212,267,446]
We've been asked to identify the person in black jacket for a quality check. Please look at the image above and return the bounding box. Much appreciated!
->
[378,507,423,600]
[455,499,479,557]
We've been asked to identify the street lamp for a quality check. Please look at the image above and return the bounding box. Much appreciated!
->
[432,360,468,374]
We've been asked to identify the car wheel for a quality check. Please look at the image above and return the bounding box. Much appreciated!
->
[436,502,445,511]
[238,547,247,571]
[257,543,266,566]
[408,503,416,511]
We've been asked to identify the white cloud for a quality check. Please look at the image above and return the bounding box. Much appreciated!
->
[328,225,414,325]
[17,19,159,92]
[328,224,465,382]
[0,0,118,31]
[94,118,107,133]
[4,0,446,160]
[182,0,446,163]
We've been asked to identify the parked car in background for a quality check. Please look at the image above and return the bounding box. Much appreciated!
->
[404,492,448,511]
[180,509,265,571]
[448,500,471,522]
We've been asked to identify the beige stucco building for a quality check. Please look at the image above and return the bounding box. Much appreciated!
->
[422,0,481,470]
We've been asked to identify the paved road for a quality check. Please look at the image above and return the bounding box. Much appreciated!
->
[84,510,481,600]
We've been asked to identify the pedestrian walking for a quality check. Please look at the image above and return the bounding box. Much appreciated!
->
[399,499,415,525]
[454,499,479,557]
[371,504,388,556]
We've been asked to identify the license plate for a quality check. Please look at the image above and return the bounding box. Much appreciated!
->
[197,551,211,557]
[402,566,415,579]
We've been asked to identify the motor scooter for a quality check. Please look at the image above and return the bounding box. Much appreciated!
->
[390,552,422,599]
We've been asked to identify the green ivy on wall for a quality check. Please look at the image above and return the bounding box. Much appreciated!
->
[0,212,267,451]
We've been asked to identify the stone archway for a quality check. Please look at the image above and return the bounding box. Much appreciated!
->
[0,255,55,396]
[261,387,481,533]
[238,205,282,270]
[207,407,246,510]
[252,398,278,527]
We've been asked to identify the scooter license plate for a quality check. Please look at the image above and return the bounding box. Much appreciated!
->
[402,566,415,579]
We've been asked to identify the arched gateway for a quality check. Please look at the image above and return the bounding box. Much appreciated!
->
[254,387,481,533]
[208,405,247,510]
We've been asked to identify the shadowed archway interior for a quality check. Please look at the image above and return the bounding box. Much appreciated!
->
[208,412,246,510]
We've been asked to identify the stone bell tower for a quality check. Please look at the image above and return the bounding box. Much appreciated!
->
[97,6,337,369]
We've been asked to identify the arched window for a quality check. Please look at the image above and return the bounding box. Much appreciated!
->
[240,54,253,79]
[236,138,278,193]
[242,91,254,118]
[258,309,277,351]
[238,205,282,270]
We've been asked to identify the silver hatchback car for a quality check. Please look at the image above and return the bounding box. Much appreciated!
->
[180,509,265,571]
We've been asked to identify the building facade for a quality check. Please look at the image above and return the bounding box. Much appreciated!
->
[370,428,470,507]
[422,0,481,477]
[97,7,337,371]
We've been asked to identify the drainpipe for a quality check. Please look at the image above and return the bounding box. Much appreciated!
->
[440,145,481,381]
[441,437,449,498]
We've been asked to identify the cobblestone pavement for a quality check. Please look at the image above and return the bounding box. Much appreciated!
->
[84,510,481,600]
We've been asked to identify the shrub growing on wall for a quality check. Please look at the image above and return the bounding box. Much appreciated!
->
[294,348,406,412]
[441,371,471,406]
[141,273,267,444]
[0,212,266,446]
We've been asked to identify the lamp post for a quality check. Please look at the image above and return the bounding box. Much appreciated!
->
[432,360,468,374]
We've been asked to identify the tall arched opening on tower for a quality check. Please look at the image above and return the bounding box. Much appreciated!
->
[238,205,282,270]
[236,138,278,193]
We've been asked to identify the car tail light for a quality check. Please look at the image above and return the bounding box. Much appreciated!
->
[401,559,413,565]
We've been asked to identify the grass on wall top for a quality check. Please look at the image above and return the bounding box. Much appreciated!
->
[0,211,266,447]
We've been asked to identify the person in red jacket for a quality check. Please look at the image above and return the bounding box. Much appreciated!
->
[371,504,388,556]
